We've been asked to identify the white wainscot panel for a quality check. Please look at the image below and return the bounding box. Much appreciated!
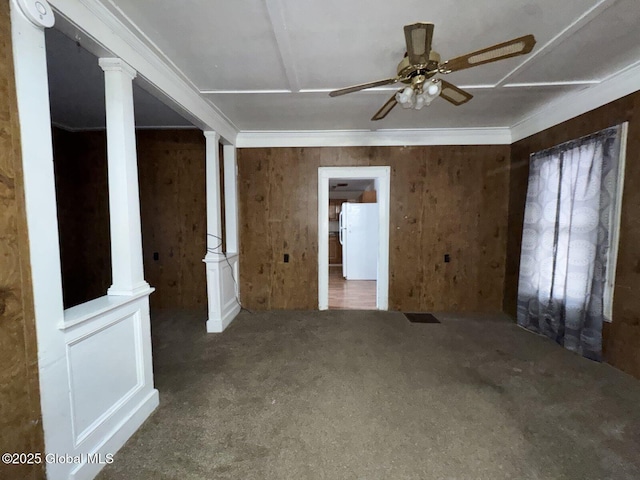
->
[204,253,240,333]
[67,312,142,445]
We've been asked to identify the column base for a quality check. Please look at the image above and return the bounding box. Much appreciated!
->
[206,303,241,333]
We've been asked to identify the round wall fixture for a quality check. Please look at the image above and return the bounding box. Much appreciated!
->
[14,0,55,28]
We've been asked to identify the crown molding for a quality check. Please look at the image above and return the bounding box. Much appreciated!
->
[48,0,239,142]
[511,60,640,142]
[236,127,512,148]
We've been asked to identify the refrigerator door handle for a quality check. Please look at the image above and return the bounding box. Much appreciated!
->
[338,210,344,245]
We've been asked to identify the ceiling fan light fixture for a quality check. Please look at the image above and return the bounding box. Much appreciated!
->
[427,79,442,97]
[396,86,415,107]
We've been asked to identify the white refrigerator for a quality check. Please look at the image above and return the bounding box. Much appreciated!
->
[339,203,378,280]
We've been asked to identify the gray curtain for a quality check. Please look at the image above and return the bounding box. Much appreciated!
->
[517,125,623,361]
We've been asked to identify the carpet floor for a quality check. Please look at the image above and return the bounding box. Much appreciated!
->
[97,310,640,480]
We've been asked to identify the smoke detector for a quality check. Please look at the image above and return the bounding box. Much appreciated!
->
[14,0,55,28]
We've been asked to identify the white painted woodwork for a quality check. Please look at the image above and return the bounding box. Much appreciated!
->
[237,127,512,148]
[318,167,391,311]
[62,294,158,480]
[99,58,150,296]
[223,144,240,254]
[11,5,158,480]
[10,5,68,478]
[204,254,241,333]
[204,133,241,332]
[204,131,223,254]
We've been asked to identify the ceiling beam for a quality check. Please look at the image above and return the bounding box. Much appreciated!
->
[264,0,300,92]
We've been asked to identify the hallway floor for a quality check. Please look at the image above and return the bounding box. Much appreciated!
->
[328,265,376,310]
[98,310,640,480]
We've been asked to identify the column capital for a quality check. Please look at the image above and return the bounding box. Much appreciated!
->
[98,58,137,80]
[203,131,221,142]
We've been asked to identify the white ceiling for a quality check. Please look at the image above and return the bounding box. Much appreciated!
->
[63,0,640,132]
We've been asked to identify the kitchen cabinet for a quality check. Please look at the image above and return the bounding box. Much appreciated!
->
[328,200,342,221]
[328,233,342,264]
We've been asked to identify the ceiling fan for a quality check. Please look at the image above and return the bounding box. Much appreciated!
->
[329,23,536,121]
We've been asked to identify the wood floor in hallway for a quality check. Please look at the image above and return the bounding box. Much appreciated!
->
[328,265,376,310]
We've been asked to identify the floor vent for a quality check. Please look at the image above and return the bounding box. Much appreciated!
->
[404,313,441,324]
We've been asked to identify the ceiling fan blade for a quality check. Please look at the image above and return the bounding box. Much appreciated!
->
[329,78,400,97]
[439,80,473,106]
[404,22,435,66]
[442,34,536,72]
[371,91,400,121]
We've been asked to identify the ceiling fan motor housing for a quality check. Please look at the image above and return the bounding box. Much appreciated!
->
[397,51,441,83]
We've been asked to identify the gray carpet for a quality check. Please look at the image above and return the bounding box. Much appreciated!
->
[97,310,640,480]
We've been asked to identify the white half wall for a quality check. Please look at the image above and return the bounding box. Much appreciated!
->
[204,254,241,333]
[11,4,158,479]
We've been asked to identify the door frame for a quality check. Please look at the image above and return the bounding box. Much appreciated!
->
[318,166,391,310]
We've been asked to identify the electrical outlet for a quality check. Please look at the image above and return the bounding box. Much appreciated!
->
[444,254,450,263]
[153,252,159,261]
[284,254,289,263]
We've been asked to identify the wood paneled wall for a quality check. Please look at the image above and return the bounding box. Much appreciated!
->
[238,146,511,312]
[52,128,111,308]
[0,0,45,477]
[53,129,207,311]
[137,130,207,310]
[506,91,640,379]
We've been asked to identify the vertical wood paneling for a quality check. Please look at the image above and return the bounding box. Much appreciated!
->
[0,0,45,477]
[53,129,111,308]
[238,145,511,312]
[54,129,207,311]
[506,90,640,379]
[137,130,207,310]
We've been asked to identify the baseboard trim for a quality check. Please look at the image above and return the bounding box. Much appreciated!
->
[69,389,159,480]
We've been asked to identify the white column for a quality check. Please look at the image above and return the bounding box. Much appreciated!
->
[223,144,239,254]
[99,58,149,296]
[203,133,240,332]
[204,131,223,257]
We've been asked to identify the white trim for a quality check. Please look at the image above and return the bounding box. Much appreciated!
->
[511,61,640,142]
[69,389,159,480]
[604,122,628,323]
[48,0,239,142]
[202,89,292,94]
[10,6,71,476]
[60,289,154,330]
[318,167,390,311]
[203,254,241,332]
[237,127,512,148]
[264,0,300,92]
[503,80,600,88]
[223,144,240,253]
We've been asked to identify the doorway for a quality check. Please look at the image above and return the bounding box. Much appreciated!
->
[318,166,391,310]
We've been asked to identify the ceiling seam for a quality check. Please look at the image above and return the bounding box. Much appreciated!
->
[495,0,617,87]
[264,0,301,92]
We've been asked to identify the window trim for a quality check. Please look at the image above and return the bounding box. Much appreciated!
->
[603,122,628,323]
